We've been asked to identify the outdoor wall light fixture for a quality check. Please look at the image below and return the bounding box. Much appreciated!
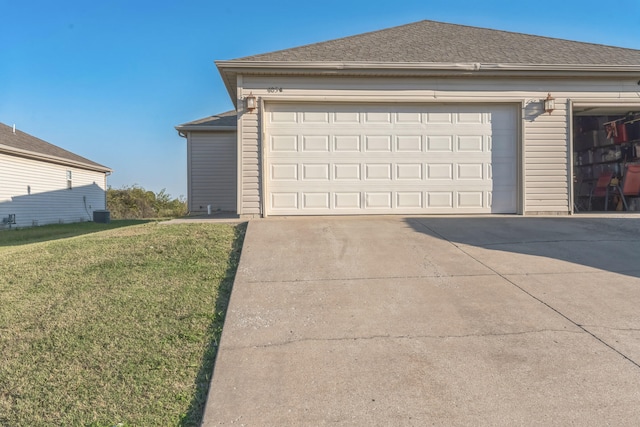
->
[543,93,555,115]
[245,93,257,112]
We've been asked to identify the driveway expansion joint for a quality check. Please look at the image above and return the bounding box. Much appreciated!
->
[579,325,640,332]
[504,269,640,276]
[228,329,585,351]
[243,273,497,284]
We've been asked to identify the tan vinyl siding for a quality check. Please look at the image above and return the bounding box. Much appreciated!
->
[188,132,237,213]
[523,101,569,213]
[240,110,261,215]
[0,153,107,228]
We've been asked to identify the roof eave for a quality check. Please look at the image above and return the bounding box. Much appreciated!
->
[0,144,112,173]
[217,61,640,104]
[174,125,238,132]
[218,60,640,71]
[216,61,241,108]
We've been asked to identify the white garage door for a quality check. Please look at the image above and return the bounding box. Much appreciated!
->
[265,103,517,215]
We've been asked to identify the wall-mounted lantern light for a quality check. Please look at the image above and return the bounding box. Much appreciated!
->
[543,93,555,115]
[245,92,257,112]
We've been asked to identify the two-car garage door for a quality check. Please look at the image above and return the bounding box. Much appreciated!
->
[265,103,517,215]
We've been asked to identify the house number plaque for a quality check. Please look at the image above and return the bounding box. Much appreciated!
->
[267,87,283,93]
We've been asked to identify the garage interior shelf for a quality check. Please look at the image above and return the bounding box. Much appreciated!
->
[573,113,640,211]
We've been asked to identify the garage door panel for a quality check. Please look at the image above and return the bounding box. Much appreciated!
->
[365,192,392,208]
[457,135,485,152]
[271,192,298,209]
[271,135,298,152]
[302,136,329,152]
[335,135,361,152]
[396,135,422,152]
[364,112,392,123]
[365,136,392,152]
[271,164,298,180]
[269,189,501,213]
[396,164,423,180]
[302,192,330,209]
[426,164,453,180]
[333,164,360,180]
[426,112,453,124]
[334,193,361,209]
[457,112,485,124]
[302,164,329,181]
[271,111,298,123]
[266,103,517,215]
[302,111,329,123]
[334,111,360,123]
[458,191,485,208]
[396,112,422,123]
[427,136,454,152]
[427,192,454,208]
[365,164,392,180]
[397,192,423,208]
[457,163,485,180]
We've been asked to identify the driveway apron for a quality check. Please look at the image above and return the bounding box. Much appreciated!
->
[202,216,640,426]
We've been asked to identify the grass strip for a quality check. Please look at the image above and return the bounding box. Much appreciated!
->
[0,221,246,426]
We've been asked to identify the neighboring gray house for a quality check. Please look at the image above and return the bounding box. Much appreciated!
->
[176,20,640,217]
[0,122,112,228]
[175,111,238,213]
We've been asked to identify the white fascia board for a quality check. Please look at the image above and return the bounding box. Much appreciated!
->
[216,62,240,108]
[216,60,640,74]
[0,144,112,173]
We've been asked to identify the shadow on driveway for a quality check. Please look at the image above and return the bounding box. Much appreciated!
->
[404,216,640,279]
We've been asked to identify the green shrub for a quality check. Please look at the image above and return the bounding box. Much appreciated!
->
[107,185,187,219]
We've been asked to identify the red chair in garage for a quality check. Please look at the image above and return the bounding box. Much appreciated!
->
[589,172,615,211]
[617,163,640,210]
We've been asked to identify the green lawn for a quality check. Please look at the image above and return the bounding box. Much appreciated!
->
[0,221,246,426]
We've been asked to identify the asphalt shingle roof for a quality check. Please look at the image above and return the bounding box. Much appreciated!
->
[176,110,237,129]
[0,122,111,172]
[234,20,640,65]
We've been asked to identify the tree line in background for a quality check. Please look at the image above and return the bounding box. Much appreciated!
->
[107,185,188,219]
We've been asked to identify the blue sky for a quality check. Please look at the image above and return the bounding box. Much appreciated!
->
[2,0,639,199]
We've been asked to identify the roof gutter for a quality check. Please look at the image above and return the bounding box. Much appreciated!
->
[174,125,238,135]
[217,60,640,73]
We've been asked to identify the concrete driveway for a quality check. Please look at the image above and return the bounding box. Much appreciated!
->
[202,216,640,426]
